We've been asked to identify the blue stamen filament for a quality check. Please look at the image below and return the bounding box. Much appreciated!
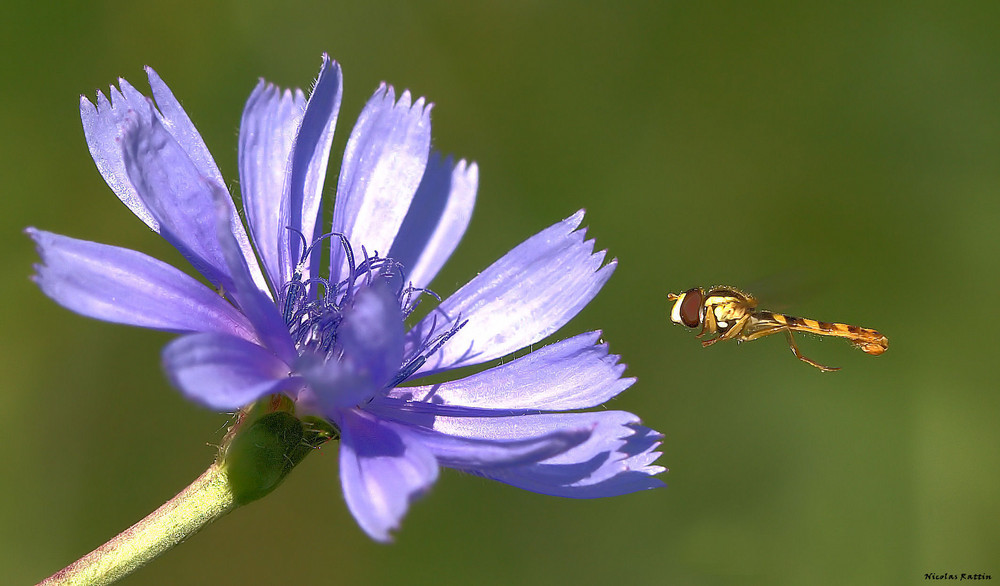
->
[278,232,464,389]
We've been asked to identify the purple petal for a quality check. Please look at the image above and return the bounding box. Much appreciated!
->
[388,153,478,290]
[409,210,614,375]
[428,411,666,498]
[146,67,226,189]
[296,355,373,412]
[387,331,633,410]
[485,422,667,498]
[381,405,610,439]
[276,56,343,288]
[378,417,592,470]
[81,85,157,230]
[82,72,270,300]
[119,103,238,292]
[213,199,297,365]
[329,85,431,282]
[163,332,302,411]
[239,79,307,290]
[337,283,405,389]
[338,409,438,542]
[26,228,256,341]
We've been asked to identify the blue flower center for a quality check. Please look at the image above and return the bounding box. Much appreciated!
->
[278,234,462,389]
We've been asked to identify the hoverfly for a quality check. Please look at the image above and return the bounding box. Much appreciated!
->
[667,286,888,372]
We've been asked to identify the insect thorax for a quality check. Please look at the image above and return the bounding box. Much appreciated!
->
[703,288,755,333]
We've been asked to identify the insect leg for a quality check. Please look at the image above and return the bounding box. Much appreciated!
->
[696,302,717,339]
[701,313,747,347]
[740,322,840,372]
[782,329,839,372]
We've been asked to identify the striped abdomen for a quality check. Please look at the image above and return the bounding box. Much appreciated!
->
[755,311,889,356]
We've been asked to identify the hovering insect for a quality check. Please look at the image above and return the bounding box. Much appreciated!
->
[667,286,888,372]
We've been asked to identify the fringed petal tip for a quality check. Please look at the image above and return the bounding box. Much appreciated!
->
[315,54,342,82]
[24,226,44,280]
[371,82,434,118]
[618,422,668,481]
[565,208,586,226]
[251,78,307,104]
[330,76,433,282]
[563,209,618,269]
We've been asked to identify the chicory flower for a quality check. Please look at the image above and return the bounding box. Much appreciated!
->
[28,54,665,542]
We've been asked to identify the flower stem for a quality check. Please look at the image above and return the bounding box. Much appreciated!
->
[38,463,236,586]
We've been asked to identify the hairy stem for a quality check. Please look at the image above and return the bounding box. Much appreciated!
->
[38,463,236,586]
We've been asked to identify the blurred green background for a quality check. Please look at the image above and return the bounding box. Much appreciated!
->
[3,2,998,584]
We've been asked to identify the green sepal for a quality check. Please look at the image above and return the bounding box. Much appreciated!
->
[219,396,339,506]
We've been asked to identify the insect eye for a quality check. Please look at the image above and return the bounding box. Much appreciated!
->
[679,287,703,328]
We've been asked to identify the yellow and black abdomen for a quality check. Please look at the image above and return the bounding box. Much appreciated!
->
[754,311,888,355]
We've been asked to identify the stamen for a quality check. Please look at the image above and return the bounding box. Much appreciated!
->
[278,232,456,389]
[360,245,372,287]
[286,227,309,277]
[336,233,356,277]
[388,316,467,388]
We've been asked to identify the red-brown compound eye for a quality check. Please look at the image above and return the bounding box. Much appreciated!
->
[679,287,703,328]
